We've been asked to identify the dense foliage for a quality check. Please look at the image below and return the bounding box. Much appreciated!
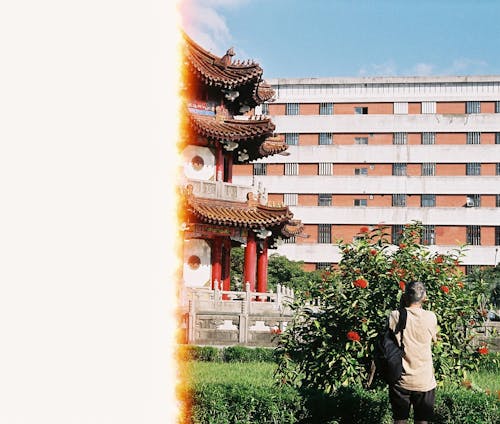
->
[179,345,276,363]
[276,223,492,393]
[466,264,500,311]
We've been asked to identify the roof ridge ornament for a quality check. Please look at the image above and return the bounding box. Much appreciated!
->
[219,47,235,67]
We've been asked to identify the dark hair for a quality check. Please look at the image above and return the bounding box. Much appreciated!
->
[405,281,427,305]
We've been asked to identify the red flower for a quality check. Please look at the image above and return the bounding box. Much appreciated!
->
[347,331,360,342]
[399,281,406,291]
[359,226,369,233]
[370,248,377,255]
[440,285,449,294]
[434,255,444,264]
[399,243,406,249]
[435,268,441,274]
[457,281,464,289]
[478,346,489,355]
[354,278,368,289]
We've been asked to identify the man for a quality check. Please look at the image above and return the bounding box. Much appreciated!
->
[388,281,438,424]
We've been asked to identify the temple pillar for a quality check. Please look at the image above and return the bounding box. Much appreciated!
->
[211,237,222,289]
[243,231,257,292]
[222,238,231,292]
[257,238,268,300]
[225,154,233,183]
[215,142,224,182]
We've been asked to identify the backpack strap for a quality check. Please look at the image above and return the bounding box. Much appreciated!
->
[395,308,407,355]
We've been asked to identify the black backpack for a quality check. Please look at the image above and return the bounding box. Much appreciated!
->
[373,308,407,385]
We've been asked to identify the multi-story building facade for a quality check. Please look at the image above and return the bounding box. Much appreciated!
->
[233,76,500,272]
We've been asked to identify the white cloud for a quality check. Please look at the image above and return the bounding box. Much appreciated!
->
[445,58,488,75]
[358,60,397,77]
[412,63,434,76]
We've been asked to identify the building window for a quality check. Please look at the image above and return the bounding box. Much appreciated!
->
[466,163,481,175]
[422,101,436,114]
[284,163,298,175]
[497,194,500,207]
[496,163,500,175]
[394,102,408,114]
[354,137,368,145]
[421,194,436,207]
[354,167,368,175]
[355,106,368,114]
[318,193,332,206]
[392,224,404,244]
[285,103,299,115]
[261,103,269,115]
[283,193,298,206]
[466,101,481,114]
[466,194,481,207]
[495,227,500,245]
[392,194,407,207]
[466,132,481,144]
[318,224,332,243]
[421,225,436,245]
[465,265,480,275]
[422,163,436,176]
[422,132,436,145]
[319,133,333,145]
[354,199,367,207]
[320,103,333,115]
[285,133,299,145]
[496,101,500,113]
[283,236,296,244]
[392,163,407,176]
[319,163,333,176]
[496,133,500,144]
[316,262,331,270]
[253,163,267,175]
[466,225,481,245]
[393,132,408,145]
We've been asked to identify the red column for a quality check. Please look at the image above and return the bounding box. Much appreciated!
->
[243,231,257,292]
[257,238,268,300]
[215,142,224,182]
[211,237,222,289]
[225,154,233,183]
[222,238,231,292]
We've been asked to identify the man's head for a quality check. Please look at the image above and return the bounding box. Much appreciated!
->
[405,281,427,306]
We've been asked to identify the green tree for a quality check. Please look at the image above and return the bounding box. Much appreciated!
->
[466,264,500,311]
[276,223,492,393]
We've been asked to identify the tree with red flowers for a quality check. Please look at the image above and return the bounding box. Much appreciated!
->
[276,222,492,393]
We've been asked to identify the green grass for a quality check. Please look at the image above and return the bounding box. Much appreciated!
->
[471,371,500,394]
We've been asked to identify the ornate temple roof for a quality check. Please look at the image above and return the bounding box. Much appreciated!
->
[259,135,288,156]
[184,33,263,90]
[253,80,275,103]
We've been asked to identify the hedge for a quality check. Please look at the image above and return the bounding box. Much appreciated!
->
[179,345,276,363]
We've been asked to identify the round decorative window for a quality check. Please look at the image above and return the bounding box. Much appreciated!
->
[191,155,204,171]
[187,255,201,270]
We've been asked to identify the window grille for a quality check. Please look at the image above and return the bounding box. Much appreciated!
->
[284,163,298,175]
[466,265,480,275]
[393,132,408,145]
[495,227,500,245]
[253,163,267,175]
[354,137,368,145]
[285,133,299,145]
[394,102,408,114]
[261,103,269,115]
[497,163,500,175]
[422,101,436,114]
[466,163,481,175]
[392,194,407,207]
[319,103,333,115]
[319,133,332,145]
[421,225,436,245]
[422,163,436,176]
[354,167,368,175]
[497,194,500,207]
[392,163,407,176]
[496,101,500,113]
[316,262,331,270]
[354,199,367,207]
[285,103,299,115]
[466,132,481,144]
[354,106,368,114]
[496,133,500,144]
[318,224,332,244]
[319,163,333,176]
[283,236,295,244]
[466,101,481,113]
[422,132,436,144]
[392,224,404,244]
[466,225,481,245]
[421,194,436,207]
[318,193,332,206]
[466,194,481,207]
[283,193,298,206]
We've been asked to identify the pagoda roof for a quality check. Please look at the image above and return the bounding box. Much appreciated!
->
[253,80,275,103]
[184,33,263,90]
[259,135,288,156]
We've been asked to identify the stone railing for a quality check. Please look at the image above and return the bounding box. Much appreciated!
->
[180,283,295,346]
[183,178,255,203]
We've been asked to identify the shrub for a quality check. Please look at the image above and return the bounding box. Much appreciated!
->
[179,345,222,362]
[276,223,492,392]
[179,345,276,363]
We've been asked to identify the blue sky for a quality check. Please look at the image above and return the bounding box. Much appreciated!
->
[181,0,500,78]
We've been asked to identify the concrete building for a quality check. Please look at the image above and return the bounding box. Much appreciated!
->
[233,76,500,272]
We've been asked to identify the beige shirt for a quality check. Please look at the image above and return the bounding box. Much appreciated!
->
[389,307,438,392]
